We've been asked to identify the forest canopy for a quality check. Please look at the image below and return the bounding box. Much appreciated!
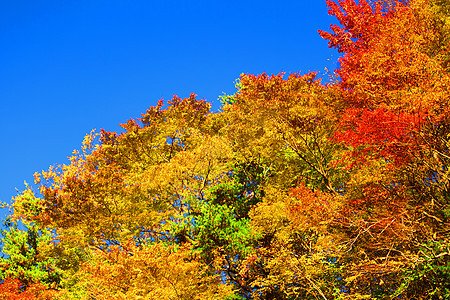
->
[1,0,450,299]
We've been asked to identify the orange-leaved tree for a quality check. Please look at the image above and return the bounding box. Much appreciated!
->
[319,0,450,298]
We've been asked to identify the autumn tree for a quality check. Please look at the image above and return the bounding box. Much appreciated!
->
[0,278,48,300]
[319,0,450,298]
[2,0,449,299]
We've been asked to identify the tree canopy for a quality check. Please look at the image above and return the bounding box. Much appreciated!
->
[1,0,449,299]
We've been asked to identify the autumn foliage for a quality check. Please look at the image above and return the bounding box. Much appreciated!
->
[1,0,450,299]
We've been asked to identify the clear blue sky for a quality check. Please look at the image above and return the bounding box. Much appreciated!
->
[0,0,339,220]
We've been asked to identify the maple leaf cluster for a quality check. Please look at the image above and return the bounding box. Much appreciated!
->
[1,0,449,299]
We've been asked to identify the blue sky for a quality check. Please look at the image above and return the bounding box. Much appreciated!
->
[0,1,339,220]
